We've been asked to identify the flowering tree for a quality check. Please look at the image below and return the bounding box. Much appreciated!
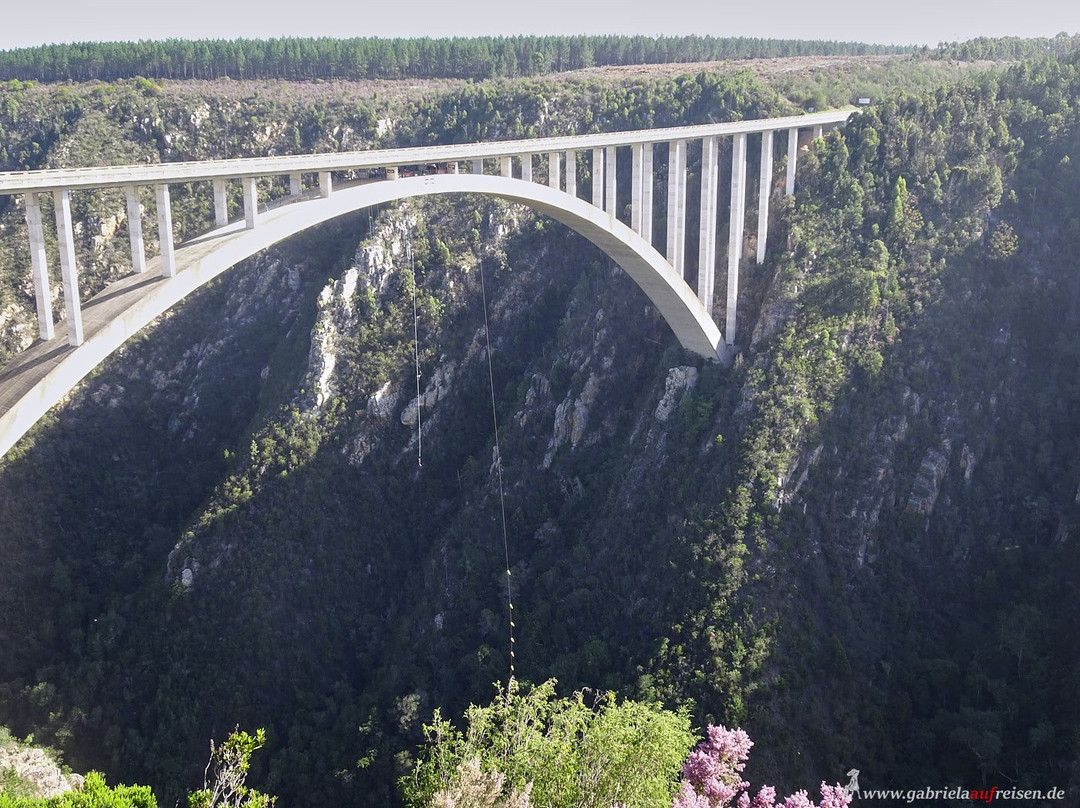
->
[672,726,850,808]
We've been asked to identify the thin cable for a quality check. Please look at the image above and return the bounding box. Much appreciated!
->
[410,242,422,467]
[479,256,516,677]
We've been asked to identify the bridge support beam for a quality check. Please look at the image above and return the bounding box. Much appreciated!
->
[698,136,719,312]
[548,152,560,189]
[289,172,302,197]
[786,128,798,196]
[213,178,228,227]
[641,142,654,245]
[604,147,617,217]
[500,156,512,178]
[156,184,176,278]
[319,171,332,198]
[565,149,576,198]
[813,124,824,140]
[125,185,146,274]
[471,159,483,175]
[631,143,643,234]
[726,133,748,345]
[54,189,83,346]
[591,148,604,208]
[243,177,258,229]
[24,191,54,341]
[757,130,774,265]
[666,139,686,277]
[520,154,532,183]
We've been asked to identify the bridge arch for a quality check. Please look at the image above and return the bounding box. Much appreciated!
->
[0,174,727,458]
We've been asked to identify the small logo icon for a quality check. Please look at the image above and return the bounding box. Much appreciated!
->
[843,769,861,798]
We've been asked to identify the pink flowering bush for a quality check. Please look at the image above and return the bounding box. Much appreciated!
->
[672,726,850,808]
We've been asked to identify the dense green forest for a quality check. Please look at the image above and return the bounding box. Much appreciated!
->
[0,35,914,83]
[0,41,1079,808]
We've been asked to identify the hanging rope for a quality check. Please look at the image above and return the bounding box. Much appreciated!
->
[410,241,423,468]
[479,256,516,677]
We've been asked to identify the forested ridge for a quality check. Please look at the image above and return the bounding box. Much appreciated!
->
[0,45,1078,808]
[0,35,910,83]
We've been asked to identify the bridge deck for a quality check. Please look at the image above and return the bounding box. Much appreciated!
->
[0,226,236,419]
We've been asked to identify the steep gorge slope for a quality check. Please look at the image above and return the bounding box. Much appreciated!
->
[1,57,1079,807]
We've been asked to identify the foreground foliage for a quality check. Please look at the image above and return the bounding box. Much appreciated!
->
[672,727,848,808]
[0,772,155,808]
[401,679,695,808]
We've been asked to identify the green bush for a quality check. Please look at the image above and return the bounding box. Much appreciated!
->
[400,679,695,808]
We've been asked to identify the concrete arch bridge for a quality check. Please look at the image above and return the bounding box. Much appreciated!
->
[0,110,851,458]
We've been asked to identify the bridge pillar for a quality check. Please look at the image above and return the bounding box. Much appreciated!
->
[786,128,798,196]
[213,178,228,227]
[156,184,176,278]
[666,139,687,277]
[698,136,719,312]
[565,149,576,198]
[125,185,146,274]
[520,154,532,183]
[548,151,560,189]
[289,172,302,197]
[319,171,333,198]
[813,124,824,140]
[756,130,774,265]
[604,147,617,217]
[641,142,654,245]
[631,143,643,233]
[500,156,512,178]
[53,189,84,346]
[243,177,258,229]
[24,191,54,341]
[591,148,604,208]
[726,133,748,345]
[471,159,483,175]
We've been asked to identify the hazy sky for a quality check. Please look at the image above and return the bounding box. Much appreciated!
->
[0,0,1077,50]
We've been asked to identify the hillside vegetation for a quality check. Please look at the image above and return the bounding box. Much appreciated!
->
[0,40,1078,808]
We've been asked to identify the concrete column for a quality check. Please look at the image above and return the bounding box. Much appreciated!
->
[641,143,654,245]
[631,143,643,234]
[666,139,687,276]
[604,146,617,216]
[500,156,512,178]
[548,151,560,189]
[591,148,604,208]
[125,185,146,274]
[726,133,748,345]
[155,184,176,279]
[24,192,54,341]
[212,178,228,227]
[471,159,483,175]
[289,172,302,196]
[520,154,532,183]
[53,190,83,346]
[697,136,719,312]
[786,128,798,196]
[813,124,824,140]
[565,149,576,198]
[756,130,774,265]
[447,162,460,174]
[243,177,258,230]
[319,171,332,198]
